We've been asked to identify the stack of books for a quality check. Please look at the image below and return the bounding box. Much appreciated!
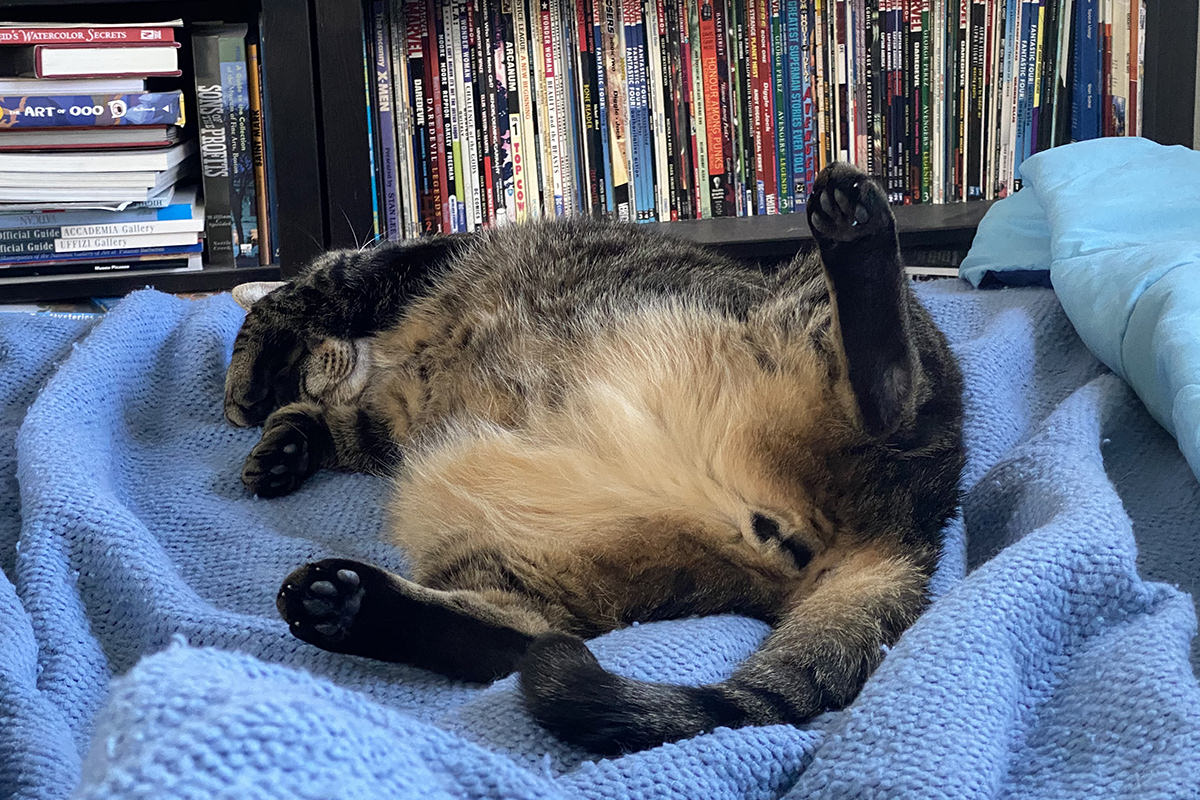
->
[364,0,1148,237]
[0,20,202,281]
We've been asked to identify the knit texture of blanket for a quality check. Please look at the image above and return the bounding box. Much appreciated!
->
[1,282,1198,800]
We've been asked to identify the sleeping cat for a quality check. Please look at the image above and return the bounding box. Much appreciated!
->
[225,163,964,754]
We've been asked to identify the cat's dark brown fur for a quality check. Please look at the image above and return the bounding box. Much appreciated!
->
[225,164,964,754]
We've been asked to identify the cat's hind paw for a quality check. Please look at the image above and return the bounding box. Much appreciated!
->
[277,559,367,649]
[807,163,893,245]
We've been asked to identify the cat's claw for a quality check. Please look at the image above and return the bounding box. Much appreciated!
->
[277,559,366,648]
[807,163,892,244]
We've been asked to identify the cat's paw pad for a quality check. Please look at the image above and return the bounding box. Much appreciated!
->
[277,559,366,648]
[807,163,892,244]
[242,407,325,497]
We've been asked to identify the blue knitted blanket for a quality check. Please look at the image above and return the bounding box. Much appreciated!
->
[1,282,1198,800]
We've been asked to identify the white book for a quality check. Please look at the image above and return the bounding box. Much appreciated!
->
[0,183,175,204]
[0,140,193,173]
[0,161,190,190]
[58,214,202,239]
[55,231,198,253]
[0,77,143,94]
[36,45,180,79]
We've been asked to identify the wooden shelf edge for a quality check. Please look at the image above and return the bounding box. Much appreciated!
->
[0,264,281,303]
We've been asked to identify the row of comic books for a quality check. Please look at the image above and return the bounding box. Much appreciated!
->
[365,0,1146,238]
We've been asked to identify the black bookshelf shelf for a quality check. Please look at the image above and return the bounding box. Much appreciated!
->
[664,200,995,261]
[0,264,280,302]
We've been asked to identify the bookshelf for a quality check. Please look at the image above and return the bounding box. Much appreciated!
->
[2,0,1195,301]
[0,0,324,303]
[313,0,1197,266]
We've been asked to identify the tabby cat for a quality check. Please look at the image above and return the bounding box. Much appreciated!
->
[225,164,964,754]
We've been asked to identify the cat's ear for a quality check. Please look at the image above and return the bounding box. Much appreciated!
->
[232,281,287,311]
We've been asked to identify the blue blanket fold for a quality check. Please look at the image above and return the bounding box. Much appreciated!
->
[1,280,1198,800]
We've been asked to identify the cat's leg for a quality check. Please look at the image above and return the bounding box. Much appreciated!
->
[242,402,400,496]
[519,540,931,754]
[805,163,919,437]
[225,234,472,427]
[276,557,551,682]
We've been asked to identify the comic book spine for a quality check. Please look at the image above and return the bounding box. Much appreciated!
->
[573,0,600,214]
[931,0,944,202]
[771,0,788,210]
[1024,0,1043,164]
[556,0,579,216]
[654,0,679,219]
[784,0,803,206]
[757,0,778,212]
[534,0,559,216]
[919,0,931,201]
[684,0,707,218]
[799,0,817,197]
[812,0,829,178]
[369,4,401,238]
[600,0,632,220]
[747,0,766,212]
[455,1,481,228]
[1034,0,1057,153]
[591,0,614,215]
[666,0,695,218]
[388,0,417,239]
[1110,0,1128,136]
[1133,0,1143,136]
[713,0,736,215]
[441,2,464,231]
[643,0,667,218]
[476,1,499,225]
[622,0,645,219]
[1100,0,1110,136]
[1028,0,1046,157]
[513,0,541,218]
[725,0,745,214]
[1127,0,1138,136]
[965,0,984,198]
[873,0,890,186]
[403,2,433,234]
[634,0,658,220]
[491,1,515,223]
[698,0,723,216]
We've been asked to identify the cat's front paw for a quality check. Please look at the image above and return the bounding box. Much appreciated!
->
[242,403,328,496]
[277,559,368,650]
[224,298,306,428]
[807,163,893,244]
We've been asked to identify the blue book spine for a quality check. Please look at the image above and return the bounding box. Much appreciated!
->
[785,0,804,208]
[371,1,401,239]
[218,34,259,267]
[1022,0,1041,164]
[593,6,614,215]
[0,242,202,266]
[624,12,644,220]
[799,0,816,196]
[1071,0,1099,141]
[1011,0,1028,187]
[0,92,184,129]
[0,201,193,230]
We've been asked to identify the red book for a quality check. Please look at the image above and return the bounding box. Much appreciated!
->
[0,25,176,45]
[698,0,725,216]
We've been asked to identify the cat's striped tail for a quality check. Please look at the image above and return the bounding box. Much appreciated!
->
[518,547,930,754]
